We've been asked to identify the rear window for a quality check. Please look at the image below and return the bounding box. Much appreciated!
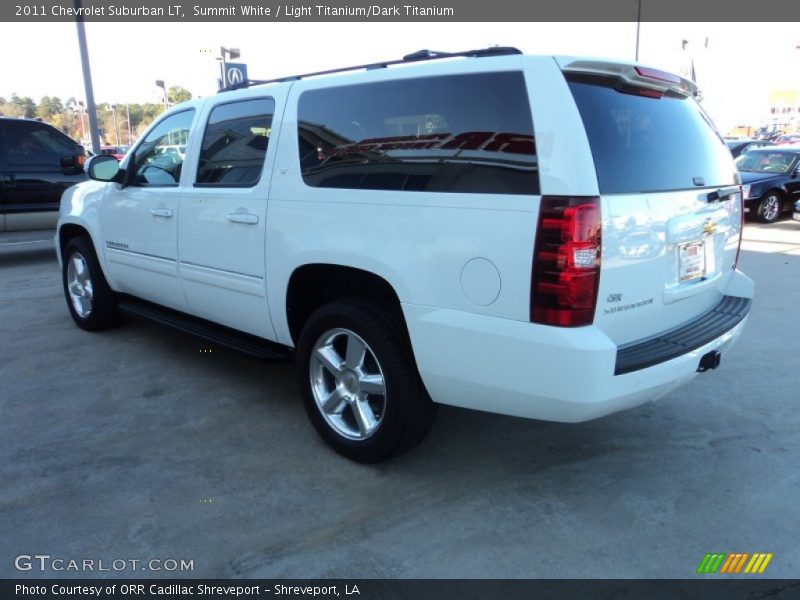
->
[567,75,736,194]
[297,72,538,195]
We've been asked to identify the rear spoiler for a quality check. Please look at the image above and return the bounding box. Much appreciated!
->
[556,57,698,98]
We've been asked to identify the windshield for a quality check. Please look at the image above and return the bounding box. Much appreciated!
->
[735,151,796,174]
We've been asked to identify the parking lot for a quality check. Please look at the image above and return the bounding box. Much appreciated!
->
[1,222,798,579]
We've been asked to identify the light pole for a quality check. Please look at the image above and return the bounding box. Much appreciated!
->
[109,103,120,146]
[76,100,89,147]
[125,104,132,145]
[155,80,169,111]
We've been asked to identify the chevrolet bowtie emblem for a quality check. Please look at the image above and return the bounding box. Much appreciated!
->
[703,219,717,235]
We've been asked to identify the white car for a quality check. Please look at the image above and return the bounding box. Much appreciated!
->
[56,48,754,462]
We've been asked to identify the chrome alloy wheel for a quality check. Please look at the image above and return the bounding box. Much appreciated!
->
[309,328,386,440]
[762,194,780,222]
[66,252,94,318]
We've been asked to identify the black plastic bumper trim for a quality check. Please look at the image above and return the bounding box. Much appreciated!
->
[614,295,751,376]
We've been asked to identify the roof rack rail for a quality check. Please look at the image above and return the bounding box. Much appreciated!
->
[219,46,523,92]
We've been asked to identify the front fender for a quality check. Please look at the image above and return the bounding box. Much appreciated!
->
[57,180,109,269]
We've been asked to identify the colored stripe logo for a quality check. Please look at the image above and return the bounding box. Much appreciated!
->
[697,553,773,574]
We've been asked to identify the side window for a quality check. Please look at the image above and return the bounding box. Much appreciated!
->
[130,110,194,186]
[296,72,538,195]
[4,122,78,167]
[195,98,275,187]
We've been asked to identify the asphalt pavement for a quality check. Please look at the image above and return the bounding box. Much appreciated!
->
[1,222,798,578]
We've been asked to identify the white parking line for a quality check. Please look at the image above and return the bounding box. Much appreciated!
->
[0,240,53,247]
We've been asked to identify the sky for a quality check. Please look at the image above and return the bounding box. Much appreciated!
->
[0,21,798,133]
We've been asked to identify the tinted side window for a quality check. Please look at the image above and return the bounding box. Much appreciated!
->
[297,72,538,195]
[131,110,194,186]
[195,98,275,187]
[567,75,736,194]
[4,122,78,167]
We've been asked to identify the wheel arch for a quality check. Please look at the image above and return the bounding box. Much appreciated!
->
[58,222,91,261]
[285,263,411,349]
[57,220,108,279]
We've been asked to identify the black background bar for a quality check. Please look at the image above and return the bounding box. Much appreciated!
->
[5,579,800,600]
[3,0,800,22]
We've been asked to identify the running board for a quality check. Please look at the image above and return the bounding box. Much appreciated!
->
[117,296,293,362]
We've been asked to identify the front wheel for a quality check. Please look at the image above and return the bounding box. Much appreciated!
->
[62,235,120,331]
[296,299,435,463]
[756,191,783,223]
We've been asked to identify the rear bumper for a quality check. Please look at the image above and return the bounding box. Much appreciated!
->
[615,295,751,375]
[403,272,753,423]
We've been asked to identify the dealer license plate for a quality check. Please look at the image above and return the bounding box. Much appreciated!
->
[679,241,706,282]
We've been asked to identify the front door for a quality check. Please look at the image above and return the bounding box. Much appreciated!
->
[101,109,196,310]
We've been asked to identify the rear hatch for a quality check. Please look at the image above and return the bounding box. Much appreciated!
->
[560,59,742,346]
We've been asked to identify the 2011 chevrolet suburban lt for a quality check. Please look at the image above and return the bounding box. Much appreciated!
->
[56,47,754,463]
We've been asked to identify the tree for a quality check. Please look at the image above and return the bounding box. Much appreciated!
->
[9,94,36,118]
[37,96,64,119]
[167,85,192,105]
[0,94,180,144]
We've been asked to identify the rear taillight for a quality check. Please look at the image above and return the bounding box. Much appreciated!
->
[733,186,744,270]
[531,197,601,327]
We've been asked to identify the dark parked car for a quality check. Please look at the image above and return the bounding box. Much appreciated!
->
[0,117,87,232]
[726,139,774,158]
[736,146,800,223]
[99,145,130,161]
[775,134,800,146]
[754,128,783,142]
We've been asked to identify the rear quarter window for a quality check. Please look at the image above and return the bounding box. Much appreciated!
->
[297,72,539,195]
[567,75,736,194]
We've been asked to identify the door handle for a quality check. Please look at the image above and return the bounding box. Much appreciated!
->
[227,212,259,225]
[706,186,741,203]
[150,208,173,218]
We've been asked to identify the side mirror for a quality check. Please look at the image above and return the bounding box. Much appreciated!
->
[85,154,122,182]
[60,154,86,175]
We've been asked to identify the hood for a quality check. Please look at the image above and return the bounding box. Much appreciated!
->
[738,171,782,185]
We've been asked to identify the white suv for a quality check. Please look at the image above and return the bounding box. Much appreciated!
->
[56,48,754,462]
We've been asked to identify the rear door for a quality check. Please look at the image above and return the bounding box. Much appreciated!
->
[785,155,800,205]
[560,61,742,345]
[177,95,281,339]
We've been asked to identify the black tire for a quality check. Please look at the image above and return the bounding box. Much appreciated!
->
[296,298,435,463]
[62,235,120,331]
[756,190,783,223]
